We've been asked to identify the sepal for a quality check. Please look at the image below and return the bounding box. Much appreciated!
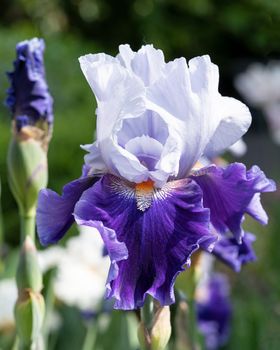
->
[7,137,48,216]
[14,289,45,348]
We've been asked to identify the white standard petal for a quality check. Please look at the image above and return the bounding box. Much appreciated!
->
[146,55,222,178]
[81,142,108,174]
[203,96,251,158]
[99,137,149,183]
[125,135,163,170]
[79,52,150,181]
[118,44,165,86]
[117,44,135,68]
[228,139,247,157]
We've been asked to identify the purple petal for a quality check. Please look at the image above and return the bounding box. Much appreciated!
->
[6,38,53,128]
[191,163,276,242]
[74,175,216,310]
[36,175,98,246]
[210,232,256,272]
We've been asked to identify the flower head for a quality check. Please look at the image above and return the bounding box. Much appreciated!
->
[79,45,252,186]
[6,38,53,146]
[37,45,275,310]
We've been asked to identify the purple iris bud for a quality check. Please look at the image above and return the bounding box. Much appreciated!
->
[6,38,53,132]
[196,274,232,350]
[36,45,276,310]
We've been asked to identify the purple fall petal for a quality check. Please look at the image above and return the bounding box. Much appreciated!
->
[191,163,276,242]
[74,174,215,310]
[36,175,98,246]
[210,232,256,272]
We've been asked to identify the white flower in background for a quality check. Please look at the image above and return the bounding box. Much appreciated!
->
[0,278,17,330]
[235,62,280,144]
[39,226,110,312]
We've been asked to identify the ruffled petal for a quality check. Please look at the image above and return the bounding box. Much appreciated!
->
[191,163,276,242]
[79,53,151,182]
[118,44,165,85]
[210,232,256,272]
[74,175,215,310]
[79,54,146,140]
[36,175,98,246]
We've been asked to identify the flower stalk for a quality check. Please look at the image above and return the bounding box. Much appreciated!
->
[6,37,53,350]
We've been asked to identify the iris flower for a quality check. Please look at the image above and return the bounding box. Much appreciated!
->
[37,45,275,310]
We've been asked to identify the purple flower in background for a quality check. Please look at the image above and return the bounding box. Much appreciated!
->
[196,274,232,350]
[36,45,275,310]
[210,232,256,272]
[6,38,53,133]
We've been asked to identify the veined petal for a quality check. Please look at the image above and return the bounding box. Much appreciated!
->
[36,175,98,246]
[210,232,256,272]
[74,175,215,310]
[191,163,276,242]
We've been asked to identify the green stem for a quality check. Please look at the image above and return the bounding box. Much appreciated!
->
[20,214,36,241]
[187,268,199,350]
[82,320,97,350]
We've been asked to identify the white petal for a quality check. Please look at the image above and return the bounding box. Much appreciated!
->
[146,55,222,177]
[130,45,165,85]
[117,44,135,68]
[116,111,169,147]
[100,138,149,183]
[125,135,163,170]
[204,97,251,157]
[228,139,247,157]
[79,53,118,101]
[81,142,107,174]
[80,53,150,180]
[118,44,165,86]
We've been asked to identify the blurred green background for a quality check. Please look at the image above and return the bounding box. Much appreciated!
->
[0,0,280,349]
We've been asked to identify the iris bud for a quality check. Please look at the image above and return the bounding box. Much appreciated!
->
[15,289,45,349]
[138,303,171,350]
